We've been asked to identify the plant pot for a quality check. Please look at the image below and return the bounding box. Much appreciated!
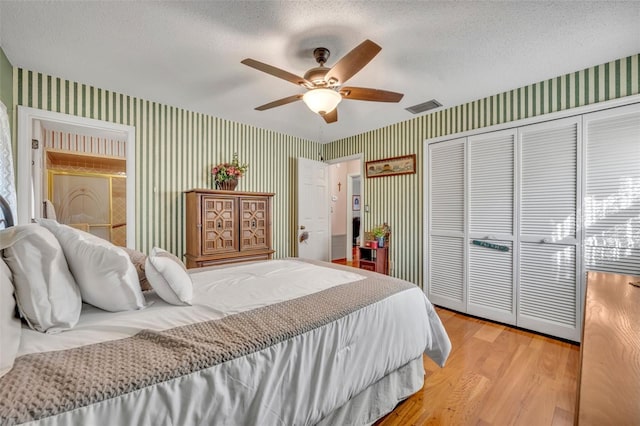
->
[376,237,385,248]
[217,179,238,191]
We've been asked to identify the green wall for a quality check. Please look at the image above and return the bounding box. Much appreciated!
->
[13,54,640,286]
[14,68,322,258]
[0,46,13,137]
[324,54,640,285]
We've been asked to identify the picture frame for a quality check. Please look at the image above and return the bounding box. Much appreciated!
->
[365,154,416,178]
[352,195,361,211]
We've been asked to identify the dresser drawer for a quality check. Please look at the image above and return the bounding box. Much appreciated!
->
[358,261,377,272]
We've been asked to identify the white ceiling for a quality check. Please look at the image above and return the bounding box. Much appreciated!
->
[1,1,639,143]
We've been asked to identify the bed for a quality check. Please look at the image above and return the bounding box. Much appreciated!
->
[0,198,451,425]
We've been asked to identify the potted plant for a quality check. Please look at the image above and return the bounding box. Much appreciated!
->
[211,153,248,190]
[371,225,386,248]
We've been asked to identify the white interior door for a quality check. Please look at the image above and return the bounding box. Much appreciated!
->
[297,157,330,261]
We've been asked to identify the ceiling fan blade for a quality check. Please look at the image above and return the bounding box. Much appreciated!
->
[340,87,404,103]
[241,58,311,87]
[322,108,338,124]
[255,94,303,111]
[325,39,382,85]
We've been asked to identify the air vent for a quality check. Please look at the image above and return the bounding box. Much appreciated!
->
[405,99,442,114]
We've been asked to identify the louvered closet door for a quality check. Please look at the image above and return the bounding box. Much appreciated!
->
[428,138,466,311]
[467,130,516,324]
[517,117,581,341]
[584,103,640,275]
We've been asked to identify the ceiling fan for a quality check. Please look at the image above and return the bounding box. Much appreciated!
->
[241,39,404,124]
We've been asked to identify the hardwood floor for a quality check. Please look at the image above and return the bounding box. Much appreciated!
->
[331,245,360,267]
[376,308,580,426]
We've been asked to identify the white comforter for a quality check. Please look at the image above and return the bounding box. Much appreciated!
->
[19,259,451,426]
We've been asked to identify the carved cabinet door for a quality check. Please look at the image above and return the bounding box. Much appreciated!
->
[202,195,238,255]
[239,197,270,251]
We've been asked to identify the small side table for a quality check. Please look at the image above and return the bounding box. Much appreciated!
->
[358,246,389,275]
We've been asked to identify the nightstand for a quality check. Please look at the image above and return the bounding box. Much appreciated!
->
[358,246,389,275]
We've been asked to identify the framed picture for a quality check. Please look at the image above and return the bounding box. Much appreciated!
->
[365,154,416,178]
[352,195,361,211]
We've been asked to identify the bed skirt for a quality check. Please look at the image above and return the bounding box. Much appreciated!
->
[318,356,425,426]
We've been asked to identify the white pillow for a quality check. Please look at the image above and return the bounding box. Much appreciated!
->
[37,219,146,312]
[145,247,192,306]
[0,224,81,333]
[0,257,21,378]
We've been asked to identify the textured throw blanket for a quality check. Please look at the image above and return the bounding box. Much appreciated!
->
[0,268,414,425]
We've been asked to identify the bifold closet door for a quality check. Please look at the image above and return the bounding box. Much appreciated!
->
[518,116,581,341]
[427,138,465,311]
[467,130,516,324]
[584,103,640,275]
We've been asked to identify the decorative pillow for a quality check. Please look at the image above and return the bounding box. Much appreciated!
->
[121,247,151,291]
[0,224,81,333]
[0,257,21,378]
[145,247,193,306]
[37,219,146,312]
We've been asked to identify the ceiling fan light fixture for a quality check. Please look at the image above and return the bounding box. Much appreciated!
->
[302,88,342,115]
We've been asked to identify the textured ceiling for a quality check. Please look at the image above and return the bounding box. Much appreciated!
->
[1,1,638,143]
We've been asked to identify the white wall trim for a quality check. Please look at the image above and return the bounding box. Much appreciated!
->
[346,172,361,261]
[425,94,640,146]
[17,106,136,248]
[326,153,364,261]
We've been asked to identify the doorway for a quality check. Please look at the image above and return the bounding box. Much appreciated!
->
[17,106,136,247]
[327,154,363,265]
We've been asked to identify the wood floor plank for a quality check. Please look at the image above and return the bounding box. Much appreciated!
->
[551,407,573,426]
[473,323,505,343]
[375,308,580,426]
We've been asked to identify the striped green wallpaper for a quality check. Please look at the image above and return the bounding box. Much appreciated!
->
[14,68,322,259]
[12,54,640,286]
[324,54,640,286]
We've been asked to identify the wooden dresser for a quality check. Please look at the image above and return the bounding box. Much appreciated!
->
[185,189,274,268]
[576,271,640,425]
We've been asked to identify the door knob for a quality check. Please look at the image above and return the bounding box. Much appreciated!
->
[300,225,306,230]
